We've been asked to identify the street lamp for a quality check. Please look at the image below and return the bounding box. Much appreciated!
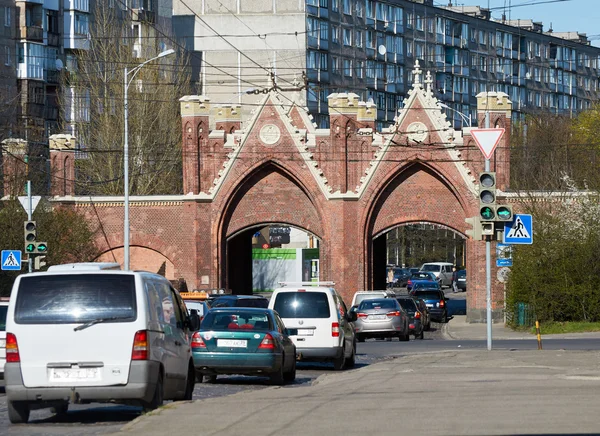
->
[124,48,175,270]
[438,102,472,128]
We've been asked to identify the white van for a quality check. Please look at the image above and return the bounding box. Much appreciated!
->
[4,263,200,424]
[269,282,356,370]
[419,262,454,288]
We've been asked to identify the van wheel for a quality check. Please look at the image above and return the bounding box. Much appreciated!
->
[143,372,164,412]
[182,364,195,401]
[8,401,30,424]
[333,347,346,370]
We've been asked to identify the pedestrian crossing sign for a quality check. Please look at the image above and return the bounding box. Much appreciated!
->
[1,250,22,271]
[503,214,533,245]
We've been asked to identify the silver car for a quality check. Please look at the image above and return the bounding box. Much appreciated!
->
[354,298,409,342]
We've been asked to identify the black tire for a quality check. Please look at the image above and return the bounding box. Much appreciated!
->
[143,372,164,412]
[206,375,217,383]
[424,322,431,331]
[270,355,285,385]
[346,342,356,368]
[182,364,195,401]
[283,356,296,383]
[418,330,424,340]
[400,332,410,341]
[332,347,346,370]
[8,401,30,424]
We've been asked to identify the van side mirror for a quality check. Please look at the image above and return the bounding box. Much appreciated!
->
[347,311,357,322]
[187,311,201,331]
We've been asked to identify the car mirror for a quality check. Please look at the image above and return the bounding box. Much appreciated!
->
[284,328,298,336]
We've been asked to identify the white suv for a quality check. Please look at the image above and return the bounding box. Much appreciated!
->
[420,262,454,288]
[269,282,356,370]
[0,298,8,386]
[4,263,200,424]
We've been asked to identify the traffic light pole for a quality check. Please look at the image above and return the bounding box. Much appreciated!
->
[485,111,492,350]
[26,180,32,273]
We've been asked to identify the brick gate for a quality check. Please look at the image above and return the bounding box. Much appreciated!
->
[3,65,513,322]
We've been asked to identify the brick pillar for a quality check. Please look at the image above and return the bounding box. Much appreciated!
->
[49,134,76,196]
[476,92,512,191]
[215,104,241,133]
[1,138,27,197]
[180,95,210,195]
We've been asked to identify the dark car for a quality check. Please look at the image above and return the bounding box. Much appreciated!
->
[409,289,448,323]
[210,295,269,308]
[387,267,411,288]
[192,308,296,385]
[406,272,437,291]
[456,269,467,292]
[413,298,431,331]
[411,281,441,292]
[396,297,424,339]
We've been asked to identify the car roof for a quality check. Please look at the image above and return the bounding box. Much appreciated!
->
[213,295,268,299]
[421,262,453,266]
[209,307,272,313]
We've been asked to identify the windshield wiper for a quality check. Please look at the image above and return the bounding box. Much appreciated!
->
[74,316,128,331]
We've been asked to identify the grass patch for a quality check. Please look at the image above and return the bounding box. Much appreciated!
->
[530,321,600,335]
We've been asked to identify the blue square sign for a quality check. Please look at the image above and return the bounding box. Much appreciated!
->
[2,250,22,271]
[503,214,533,245]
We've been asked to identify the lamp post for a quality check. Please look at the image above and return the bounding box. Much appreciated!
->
[438,102,472,128]
[123,49,175,270]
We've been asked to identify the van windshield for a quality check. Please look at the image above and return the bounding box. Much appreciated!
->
[421,264,441,272]
[14,274,136,324]
[273,292,330,319]
[0,305,7,331]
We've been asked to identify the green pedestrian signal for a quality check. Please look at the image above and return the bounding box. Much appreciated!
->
[480,206,495,221]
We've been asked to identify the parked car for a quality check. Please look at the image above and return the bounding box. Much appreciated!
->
[350,290,396,313]
[0,297,8,386]
[210,295,269,308]
[420,262,454,288]
[406,271,438,291]
[456,269,467,292]
[396,297,424,339]
[191,307,296,385]
[4,263,200,424]
[413,298,431,331]
[354,298,409,342]
[269,282,357,370]
[411,281,441,292]
[409,289,448,323]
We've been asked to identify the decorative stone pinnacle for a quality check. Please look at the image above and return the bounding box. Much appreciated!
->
[412,60,422,86]
[424,71,433,92]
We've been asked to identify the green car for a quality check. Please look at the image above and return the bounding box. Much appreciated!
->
[191,307,296,385]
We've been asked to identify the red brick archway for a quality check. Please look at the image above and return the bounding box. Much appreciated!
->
[30,68,513,322]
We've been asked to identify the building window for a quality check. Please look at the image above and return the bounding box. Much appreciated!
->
[332,56,340,74]
[332,25,340,44]
[366,30,375,49]
[74,13,89,35]
[343,28,352,46]
[366,60,375,79]
[415,15,423,31]
[406,41,413,57]
[356,1,363,17]
[479,30,486,45]
[406,12,413,29]
[4,6,10,27]
[331,0,339,12]
[343,59,352,77]
[427,17,434,33]
[355,30,363,48]
[366,0,375,20]
[479,56,486,72]
[356,60,364,78]
[4,46,10,66]
[415,42,424,61]
[343,0,351,15]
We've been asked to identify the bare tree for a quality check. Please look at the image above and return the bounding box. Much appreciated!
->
[60,4,191,195]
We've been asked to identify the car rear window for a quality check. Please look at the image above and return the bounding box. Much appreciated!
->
[358,299,397,310]
[201,311,271,330]
[14,274,137,324]
[412,272,434,280]
[413,291,443,300]
[273,292,331,318]
[396,298,417,311]
[0,305,7,331]
[354,293,386,305]
[235,299,269,308]
[421,265,441,272]
[413,282,440,290]
[457,270,466,278]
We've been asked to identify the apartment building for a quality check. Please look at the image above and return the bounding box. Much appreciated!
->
[0,0,16,140]
[174,0,600,130]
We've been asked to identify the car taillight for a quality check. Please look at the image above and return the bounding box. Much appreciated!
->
[131,330,148,360]
[386,311,401,317]
[439,300,445,308]
[6,333,20,363]
[332,322,340,337]
[357,312,368,318]
[407,280,412,285]
[415,311,421,319]
[191,332,207,349]
[258,333,275,350]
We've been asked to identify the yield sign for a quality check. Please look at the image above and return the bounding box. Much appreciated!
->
[471,128,505,160]
[18,196,41,216]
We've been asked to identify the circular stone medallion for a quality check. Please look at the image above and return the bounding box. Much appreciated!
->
[260,124,281,146]
[407,122,428,143]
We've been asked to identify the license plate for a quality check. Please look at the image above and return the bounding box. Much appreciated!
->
[426,304,433,307]
[458,279,466,282]
[217,339,247,348]
[369,314,387,320]
[50,368,100,381]
[297,329,314,336]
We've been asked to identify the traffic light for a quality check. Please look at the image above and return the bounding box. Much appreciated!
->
[465,217,482,240]
[495,204,513,221]
[33,255,47,270]
[481,221,495,236]
[24,221,37,252]
[478,172,496,221]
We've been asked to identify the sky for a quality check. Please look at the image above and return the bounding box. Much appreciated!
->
[453,0,600,47]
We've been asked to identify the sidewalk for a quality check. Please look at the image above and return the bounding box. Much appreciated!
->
[444,315,600,340]
[116,350,600,436]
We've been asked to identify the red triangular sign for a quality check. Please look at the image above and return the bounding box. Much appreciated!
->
[471,128,505,159]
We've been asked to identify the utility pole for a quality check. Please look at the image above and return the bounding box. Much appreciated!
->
[485,108,492,351]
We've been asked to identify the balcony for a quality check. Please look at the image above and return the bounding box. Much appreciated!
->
[20,26,43,42]
[131,8,155,23]
[47,32,60,47]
